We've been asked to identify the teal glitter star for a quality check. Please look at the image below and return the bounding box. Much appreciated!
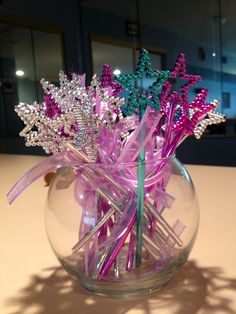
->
[114,49,170,116]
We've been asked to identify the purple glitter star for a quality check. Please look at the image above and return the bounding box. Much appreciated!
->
[160,53,201,106]
[100,64,123,97]
[187,88,215,134]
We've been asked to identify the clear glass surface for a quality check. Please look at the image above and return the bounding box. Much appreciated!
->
[46,157,199,299]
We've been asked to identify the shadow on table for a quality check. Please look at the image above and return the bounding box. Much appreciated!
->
[5,260,236,314]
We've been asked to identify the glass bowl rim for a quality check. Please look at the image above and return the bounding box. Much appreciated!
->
[68,155,175,170]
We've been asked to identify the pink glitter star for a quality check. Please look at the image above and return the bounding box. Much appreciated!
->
[160,53,201,107]
[187,88,215,134]
[100,64,123,97]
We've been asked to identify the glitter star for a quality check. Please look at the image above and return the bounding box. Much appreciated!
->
[161,89,216,134]
[160,53,201,107]
[187,88,215,134]
[15,71,125,159]
[41,71,86,111]
[15,102,78,154]
[42,72,99,158]
[193,99,225,139]
[100,64,123,97]
[114,49,169,116]
[15,72,97,156]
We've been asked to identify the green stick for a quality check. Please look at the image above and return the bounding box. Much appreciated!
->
[135,105,146,267]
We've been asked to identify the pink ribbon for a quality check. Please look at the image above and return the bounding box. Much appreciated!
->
[7,150,82,205]
[7,108,169,208]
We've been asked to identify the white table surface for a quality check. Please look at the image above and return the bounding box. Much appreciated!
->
[1,154,236,314]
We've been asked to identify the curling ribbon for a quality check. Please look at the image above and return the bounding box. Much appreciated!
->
[7,150,81,204]
[117,107,162,162]
[7,107,165,205]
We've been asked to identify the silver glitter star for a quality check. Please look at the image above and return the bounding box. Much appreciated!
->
[15,71,125,159]
[16,72,95,156]
[15,102,78,154]
[41,71,86,111]
[193,99,226,139]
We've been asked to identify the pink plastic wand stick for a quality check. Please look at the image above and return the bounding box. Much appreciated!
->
[98,200,137,278]
[162,98,177,156]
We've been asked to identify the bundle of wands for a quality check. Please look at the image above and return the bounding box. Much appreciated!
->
[8,50,225,279]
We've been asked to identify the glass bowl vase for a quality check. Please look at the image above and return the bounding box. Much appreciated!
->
[45,157,199,299]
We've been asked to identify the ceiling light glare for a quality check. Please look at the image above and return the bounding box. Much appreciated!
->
[16,70,25,77]
[113,69,121,75]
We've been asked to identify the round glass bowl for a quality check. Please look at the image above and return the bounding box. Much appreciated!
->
[45,157,199,299]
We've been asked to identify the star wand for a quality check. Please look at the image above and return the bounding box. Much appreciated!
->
[115,49,169,266]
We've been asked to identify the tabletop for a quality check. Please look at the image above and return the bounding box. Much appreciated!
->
[0,154,236,314]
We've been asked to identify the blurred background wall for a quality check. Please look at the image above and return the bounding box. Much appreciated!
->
[0,0,235,165]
